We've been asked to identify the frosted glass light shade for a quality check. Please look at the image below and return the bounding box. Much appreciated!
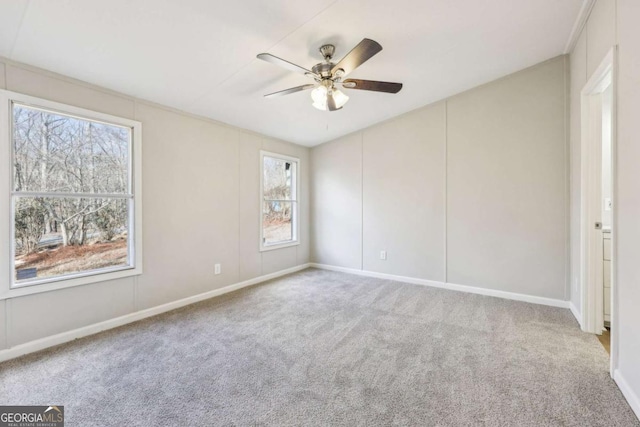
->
[311,86,328,110]
[332,89,349,108]
[310,85,349,110]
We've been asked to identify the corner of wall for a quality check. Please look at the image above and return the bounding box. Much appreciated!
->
[0,300,6,351]
[614,369,640,421]
[564,53,572,303]
[0,60,6,90]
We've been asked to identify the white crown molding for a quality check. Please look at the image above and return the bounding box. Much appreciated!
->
[564,0,597,54]
[310,263,569,308]
[0,263,310,363]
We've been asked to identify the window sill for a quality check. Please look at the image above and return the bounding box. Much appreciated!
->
[1,266,142,300]
[259,241,300,252]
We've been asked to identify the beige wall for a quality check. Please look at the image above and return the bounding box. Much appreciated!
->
[615,0,640,416]
[0,61,5,350]
[311,56,569,300]
[310,134,363,269]
[447,58,567,298]
[586,0,617,77]
[363,103,446,280]
[570,0,640,416]
[0,58,310,350]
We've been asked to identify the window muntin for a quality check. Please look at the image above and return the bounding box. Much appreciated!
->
[261,153,298,249]
[11,102,135,287]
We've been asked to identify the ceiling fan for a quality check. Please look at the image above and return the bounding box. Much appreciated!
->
[257,38,402,111]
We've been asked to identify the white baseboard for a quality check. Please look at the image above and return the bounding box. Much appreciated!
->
[309,263,569,309]
[614,369,640,421]
[0,263,310,363]
[569,301,582,327]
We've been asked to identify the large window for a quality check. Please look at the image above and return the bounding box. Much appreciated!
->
[1,90,142,292]
[260,151,299,251]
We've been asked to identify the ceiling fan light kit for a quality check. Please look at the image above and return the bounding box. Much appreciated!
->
[257,38,402,112]
[311,81,349,111]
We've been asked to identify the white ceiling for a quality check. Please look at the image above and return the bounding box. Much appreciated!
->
[0,0,584,146]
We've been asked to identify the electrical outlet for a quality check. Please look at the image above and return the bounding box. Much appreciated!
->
[215,264,221,275]
[380,250,387,260]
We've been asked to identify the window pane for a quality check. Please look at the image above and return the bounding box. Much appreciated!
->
[263,156,295,200]
[12,104,130,194]
[14,196,130,283]
[263,201,294,245]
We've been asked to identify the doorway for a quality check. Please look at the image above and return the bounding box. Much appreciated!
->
[580,47,617,374]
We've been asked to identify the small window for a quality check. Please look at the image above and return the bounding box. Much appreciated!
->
[260,151,299,251]
[4,91,142,290]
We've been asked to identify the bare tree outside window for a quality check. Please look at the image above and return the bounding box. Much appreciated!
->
[262,154,298,247]
[12,104,134,284]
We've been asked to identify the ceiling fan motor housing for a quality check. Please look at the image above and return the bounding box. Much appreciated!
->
[311,62,335,79]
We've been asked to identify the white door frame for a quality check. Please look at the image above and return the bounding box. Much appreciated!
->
[579,46,618,374]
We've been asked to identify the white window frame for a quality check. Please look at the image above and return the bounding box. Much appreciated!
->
[259,150,299,252]
[0,90,143,299]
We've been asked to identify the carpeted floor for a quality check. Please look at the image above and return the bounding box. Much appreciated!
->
[1,268,638,426]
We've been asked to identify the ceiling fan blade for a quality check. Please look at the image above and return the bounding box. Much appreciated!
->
[331,38,382,77]
[257,53,317,77]
[342,79,403,94]
[264,84,316,98]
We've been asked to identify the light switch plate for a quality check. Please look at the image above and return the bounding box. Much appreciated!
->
[215,264,221,275]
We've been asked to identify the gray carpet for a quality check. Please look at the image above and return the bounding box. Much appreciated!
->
[0,268,638,426]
